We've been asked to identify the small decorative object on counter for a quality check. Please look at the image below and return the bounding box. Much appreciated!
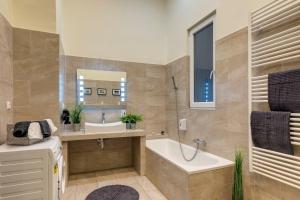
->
[61,109,73,131]
[61,109,71,124]
[70,104,83,132]
[121,113,143,129]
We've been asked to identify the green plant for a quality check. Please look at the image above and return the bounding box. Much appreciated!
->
[232,150,244,200]
[120,113,143,124]
[70,104,83,124]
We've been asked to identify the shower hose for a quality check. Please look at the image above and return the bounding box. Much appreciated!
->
[172,76,199,161]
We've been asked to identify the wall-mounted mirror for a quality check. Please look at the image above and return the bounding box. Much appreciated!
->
[77,69,127,109]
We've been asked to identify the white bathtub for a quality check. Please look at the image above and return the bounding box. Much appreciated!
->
[146,138,234,174]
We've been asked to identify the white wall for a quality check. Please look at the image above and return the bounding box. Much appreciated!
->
[56,0,62,35]
[165,0,274,63]
[1,0,275,64]
[11,0,56,33]
[61,0,166,65]
[0,0,56,33]
[0,0,13,23]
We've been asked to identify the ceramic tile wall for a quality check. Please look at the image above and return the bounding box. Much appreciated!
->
[13,28,60,127]
[63,56,167,136]
[69,138,133,174]
[0,13,13,143]
[165,28,250,198]
[165,27,300,200]
[166,28,249,161]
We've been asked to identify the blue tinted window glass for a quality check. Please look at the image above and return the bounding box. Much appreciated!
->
[194,23,213,102]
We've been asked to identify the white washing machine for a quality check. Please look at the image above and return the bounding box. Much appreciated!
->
[0,136,65,200]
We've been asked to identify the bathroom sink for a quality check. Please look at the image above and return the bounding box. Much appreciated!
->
[85,121,126,133]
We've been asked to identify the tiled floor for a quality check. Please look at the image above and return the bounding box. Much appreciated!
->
[63,168,167,200]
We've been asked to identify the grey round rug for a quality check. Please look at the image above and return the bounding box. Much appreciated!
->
[86,185,139,200]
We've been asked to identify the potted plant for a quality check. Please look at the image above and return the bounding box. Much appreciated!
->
[121,113,143,129]
[232,150,244,200]
[70,104,83,131]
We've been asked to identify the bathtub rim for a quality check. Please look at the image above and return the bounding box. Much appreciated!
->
[146,138,234,175]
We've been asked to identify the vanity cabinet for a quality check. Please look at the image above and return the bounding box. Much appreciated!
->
[60,130,145,186]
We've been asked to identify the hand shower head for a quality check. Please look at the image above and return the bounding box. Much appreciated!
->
[172,76,178,90]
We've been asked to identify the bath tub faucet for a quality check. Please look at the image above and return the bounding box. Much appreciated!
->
[193,138,207,146]
[101,112,106,124]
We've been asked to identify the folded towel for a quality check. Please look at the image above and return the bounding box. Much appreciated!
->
[45,119,58,133]
[13,121,31,137]
[268,69,300,112]
[37,120,51,138]
[251,111,293,155]
[28,122,43,140]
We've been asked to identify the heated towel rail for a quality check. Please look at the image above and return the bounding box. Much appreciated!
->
[249,0,300,189]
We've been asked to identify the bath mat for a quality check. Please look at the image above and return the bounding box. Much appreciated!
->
[86,185,139,200]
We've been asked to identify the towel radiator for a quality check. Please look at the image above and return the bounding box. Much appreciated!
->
[249,0,300,189]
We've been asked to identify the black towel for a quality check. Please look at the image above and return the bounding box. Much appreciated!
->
[251,111,293,155]
[37,120,51,138]
[13,121,31,137]
[268,69,300,112]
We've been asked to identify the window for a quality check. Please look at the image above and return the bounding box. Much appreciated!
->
[189,14,215,109]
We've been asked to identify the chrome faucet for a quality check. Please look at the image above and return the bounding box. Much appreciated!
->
[193,138,207,146]
[101,112,106,124]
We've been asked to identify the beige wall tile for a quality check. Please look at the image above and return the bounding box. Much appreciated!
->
[164,28,251,199]
[0,13,13,143]
[165,28,249,160]
[164,27,300,200]
[68,138,133,174]
[64,56,167,136]
[12,28,60,127]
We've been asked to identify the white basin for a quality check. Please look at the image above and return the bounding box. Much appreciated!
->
[85,121,126,133]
